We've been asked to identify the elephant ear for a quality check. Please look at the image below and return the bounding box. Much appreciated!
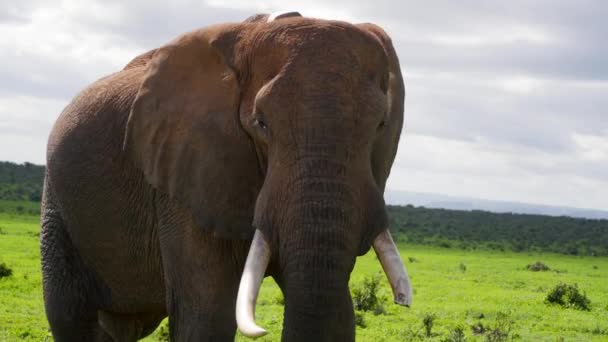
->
[123,49,157,70]
[355,24,405,254]
[357,23,405,192]
[124,25,263,239]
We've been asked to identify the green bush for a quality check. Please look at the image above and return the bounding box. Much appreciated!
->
[526,261,550,272]
[273,293,284,305]
[0,262,13,278]
[354,311,366,328]
[471,312,515,342]
[545,283,591,311]
[471,322,486,335]
[155,321,169,341]
[352,274,387,315]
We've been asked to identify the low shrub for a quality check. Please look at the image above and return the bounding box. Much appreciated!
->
[526,261,550,272]
[545,283,591,311]
[442,325,467,342]
[354,311,366,328]
[352,274,387,315]
[471,312,516,342]
[590,325,608,335]
[0,262,13,278]
[439,241,452,248]
[156,321,169,341]
[471,322,486,335]
[273,293,284,306]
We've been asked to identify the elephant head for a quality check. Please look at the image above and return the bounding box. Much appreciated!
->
[124,12,412,341]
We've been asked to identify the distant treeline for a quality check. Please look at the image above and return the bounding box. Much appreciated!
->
[0,162,44,202]
[1,161,607,256]
[388,205,608,256]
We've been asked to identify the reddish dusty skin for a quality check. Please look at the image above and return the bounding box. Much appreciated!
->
[41,12,405,342]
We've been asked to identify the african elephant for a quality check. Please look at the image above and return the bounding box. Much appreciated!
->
[40,11,412,342]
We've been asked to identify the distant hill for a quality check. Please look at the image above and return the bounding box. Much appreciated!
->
[387,205,608,256]
[0,161,44,201]
[1,161,607,219]
[385,190,608,220]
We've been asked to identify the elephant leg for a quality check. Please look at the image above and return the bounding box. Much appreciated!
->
[157,202,250,341]
[98,310,165,342]
[40,206,111,342]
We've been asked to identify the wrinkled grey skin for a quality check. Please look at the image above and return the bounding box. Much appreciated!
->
[40,12,404,342]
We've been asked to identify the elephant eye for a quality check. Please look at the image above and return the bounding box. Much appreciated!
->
[377,119,386,131]
[255,118,267,130]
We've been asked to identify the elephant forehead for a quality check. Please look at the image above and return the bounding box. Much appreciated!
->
[242,17,387,71]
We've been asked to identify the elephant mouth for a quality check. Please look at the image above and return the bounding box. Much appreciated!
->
[235,229,413,338]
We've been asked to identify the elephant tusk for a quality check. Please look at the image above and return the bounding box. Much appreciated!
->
[267,11,302,22]
[372,229,413,307]
[236,230,271,338]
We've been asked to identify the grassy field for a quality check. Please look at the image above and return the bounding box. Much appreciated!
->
[1,206,607,341]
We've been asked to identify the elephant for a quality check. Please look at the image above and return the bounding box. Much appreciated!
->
[40,11,412,342]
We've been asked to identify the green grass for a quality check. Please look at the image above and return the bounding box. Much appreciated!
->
[0,210,50,341]
[1,208,607,341]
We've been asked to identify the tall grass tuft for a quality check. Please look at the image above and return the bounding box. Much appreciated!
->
[422,312,436,337]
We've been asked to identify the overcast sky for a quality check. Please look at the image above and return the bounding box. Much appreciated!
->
[1,1,606,210]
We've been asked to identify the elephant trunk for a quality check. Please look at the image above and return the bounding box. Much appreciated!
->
[236,230,271,338]
[277,177,359,341]
[280,248,356,341]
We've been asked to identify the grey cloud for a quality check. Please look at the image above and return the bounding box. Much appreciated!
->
[353,0,608,81]
[395,40,608,82]
[0,0,606,209]
[68,1,254,49]
[0,0,42,24]
[0,1,256,102]
[0,47,111,101]
[404,70,607,155]
[0,11,28,24]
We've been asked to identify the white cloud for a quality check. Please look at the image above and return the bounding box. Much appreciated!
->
[573,132,608,162]
[500,76,543,94]
[205,0,357,22]
[431,26,555,47]
[0,95,67,163]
